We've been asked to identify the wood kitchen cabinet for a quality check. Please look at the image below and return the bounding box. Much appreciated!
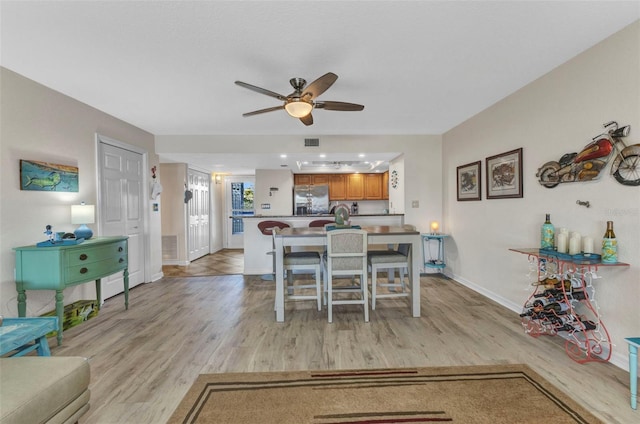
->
[294,174,329,185]
[382,171,389,199]
[328,174,346,200]
[295,173,385,200]
[346,174,365,199]
[364,173,383,200]
[294,174,311,185]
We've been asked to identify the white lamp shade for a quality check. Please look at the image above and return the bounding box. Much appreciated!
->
[284,99,313,118]
[71,204,95,224]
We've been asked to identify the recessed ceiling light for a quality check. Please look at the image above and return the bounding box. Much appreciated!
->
[319,154,326,158]
[280,154,287,158]
[359,153,365,158]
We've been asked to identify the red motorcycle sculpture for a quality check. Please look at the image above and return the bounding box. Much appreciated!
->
[537,121,640,188]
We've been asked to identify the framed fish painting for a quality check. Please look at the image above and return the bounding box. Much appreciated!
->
[20,159,79,192]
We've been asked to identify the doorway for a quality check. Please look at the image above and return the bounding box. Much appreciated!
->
[224,176,255,249]
[97,135,148,301]
[187,168,210,261]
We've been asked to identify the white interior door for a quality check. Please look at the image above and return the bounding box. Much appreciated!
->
[188,168,210,261]
[225,176,254,249]
[98,139,146,301]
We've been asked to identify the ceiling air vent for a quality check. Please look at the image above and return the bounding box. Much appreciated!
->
[304,138,320,147]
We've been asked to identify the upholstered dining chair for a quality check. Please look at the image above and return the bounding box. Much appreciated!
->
[258,220,290,280]
[367,224,414,309]
[368,243,411,309]
[272,229,323,311]
[323,229,369,323]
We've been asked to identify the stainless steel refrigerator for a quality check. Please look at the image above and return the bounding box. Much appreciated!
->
[293,184,330,215]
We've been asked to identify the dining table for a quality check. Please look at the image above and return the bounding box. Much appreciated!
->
[273,225,422,322]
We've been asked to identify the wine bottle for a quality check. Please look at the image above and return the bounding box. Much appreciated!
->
[542,302,569,315]
[601,221,617,263]
[540,214,555,250]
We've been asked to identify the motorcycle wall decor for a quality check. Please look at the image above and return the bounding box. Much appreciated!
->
[536,121,640,188]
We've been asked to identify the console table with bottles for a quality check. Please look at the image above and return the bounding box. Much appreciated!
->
[510,248,628,364]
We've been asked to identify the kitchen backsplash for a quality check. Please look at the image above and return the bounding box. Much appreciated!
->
[329,200,388,215]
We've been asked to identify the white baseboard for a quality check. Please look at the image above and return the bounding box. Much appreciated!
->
[150,271,164,282]
[162,259,190,266]
[449,272,628,372]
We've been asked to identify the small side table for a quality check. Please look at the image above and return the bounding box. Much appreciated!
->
[625,337,640,410]
[0,317,58,357]
[422,234,449,270]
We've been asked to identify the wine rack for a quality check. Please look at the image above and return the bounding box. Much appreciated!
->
[510,248,628,364]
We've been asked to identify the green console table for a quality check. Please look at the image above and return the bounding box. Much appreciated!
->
[13,236,129,345]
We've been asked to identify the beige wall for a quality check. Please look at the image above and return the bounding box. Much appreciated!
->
[443,21,640,369]
[0,68,161,316]
[159,163,188,264]
[255,169,294,216]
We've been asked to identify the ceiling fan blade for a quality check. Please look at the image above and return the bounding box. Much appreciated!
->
[302,72,338,100]
[235,81,287,101]
[242,105,284,117]
[300,114,313,126]
[315,101,364,111]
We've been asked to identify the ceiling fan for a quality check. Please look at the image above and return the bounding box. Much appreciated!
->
[235,72,364,126]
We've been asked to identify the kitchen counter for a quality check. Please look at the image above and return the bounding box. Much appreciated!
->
[242,214,405,275]
[243,214,404,218]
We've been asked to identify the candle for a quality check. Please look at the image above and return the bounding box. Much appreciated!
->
[569,237,580,255]
[557,233,568,253]
[583,236,594,256]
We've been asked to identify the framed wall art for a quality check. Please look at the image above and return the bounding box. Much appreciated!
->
[485,148,523,199]
[20,159,79,192]
[456,160,481,201]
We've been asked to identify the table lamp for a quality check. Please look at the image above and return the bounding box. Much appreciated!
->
[71,203,95,239]
[430,221,439,234]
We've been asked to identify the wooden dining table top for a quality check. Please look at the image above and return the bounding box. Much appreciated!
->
[276,225,419,237]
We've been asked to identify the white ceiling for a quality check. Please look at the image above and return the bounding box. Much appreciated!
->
[2,1,639,173]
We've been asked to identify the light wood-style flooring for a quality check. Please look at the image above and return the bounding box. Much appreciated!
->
[162,249,244,277]
[52,268,636,423]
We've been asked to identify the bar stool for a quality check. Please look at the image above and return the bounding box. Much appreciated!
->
[309,219,334,228]
[258,220,290,280]
[272,230,322,311]
[324,229,369,323]
[367,224,414,309]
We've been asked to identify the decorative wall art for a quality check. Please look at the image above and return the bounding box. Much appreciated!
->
[20,159,79,192]
[390,170,399,189]
[536,121,640,188]
[456,161,481,201]
[486,148,523,199]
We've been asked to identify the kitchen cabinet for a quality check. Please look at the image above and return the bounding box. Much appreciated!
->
[295,173,386,201]
[382,171,389,199]
[294,174,311,185]
[328,175,346,200]
[294,174,329,185]
[364,173,383,199]
[346,174,365,199]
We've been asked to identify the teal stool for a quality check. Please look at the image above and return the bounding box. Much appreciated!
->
[625,337,640,409]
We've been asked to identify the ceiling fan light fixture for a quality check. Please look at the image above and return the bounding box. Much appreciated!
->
[284,98,313,118]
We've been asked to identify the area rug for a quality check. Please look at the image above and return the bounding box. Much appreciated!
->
[167,364,602,424]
